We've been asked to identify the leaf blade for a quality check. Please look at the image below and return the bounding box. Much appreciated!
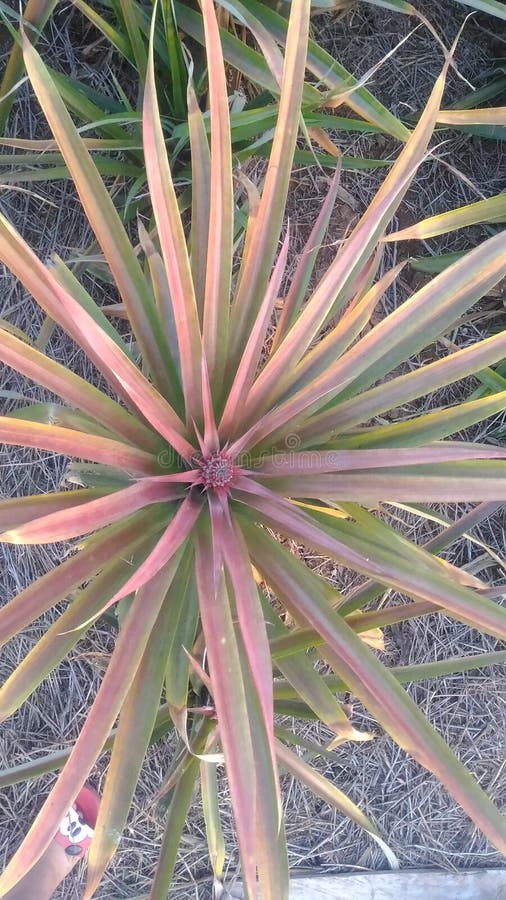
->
[0,533,159,721]
[247,525,506,854]
[0,417,156,476]
[238,52,456,435]
[143,9,203,423]
[200,0,233,387]
[85,545,188,896]
[0,556,184,896]
[276,739,397,867]
[20,31,175,394]
[1,477,186,544]
[383,193,506,241]
[235,481,506,640]
[0,214,194,460]
[0,510,167,646]
[228,1,311,370]
[194,520,258,895]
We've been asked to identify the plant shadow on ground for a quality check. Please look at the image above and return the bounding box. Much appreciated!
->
[0,1,505,896]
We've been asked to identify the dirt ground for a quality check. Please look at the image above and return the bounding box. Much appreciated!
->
[0,1,505,897]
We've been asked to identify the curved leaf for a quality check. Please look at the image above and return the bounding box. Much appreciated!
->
[1,477,186,544]
[0,556,184,897]
[143,9,203,423]
[236,482,506,640]
[20,30,176,395]
[384,193,506,241]
[85,545,188,897]
[248,526,506,854]
[276,739,398,867]
[200,0,233,387]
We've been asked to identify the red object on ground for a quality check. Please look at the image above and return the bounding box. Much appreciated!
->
[53,783,100,859]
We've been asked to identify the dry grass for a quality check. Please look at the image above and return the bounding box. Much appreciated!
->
[1,1,505,897]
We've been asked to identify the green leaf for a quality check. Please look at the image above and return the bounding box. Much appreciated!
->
[301,327,506,446]
[239,490,506,642]
[0,0,57,132]
[409,251,465,273]
[197,501,290,898]
[337,389,506,449]
[236,51,454,442]
[187,78,211,321]
[227,0,312,374]
[455,0,506,19]
[258,588,370,742]
[247,526,506,854]
[200,0,233,387]
[276,739,398,868]
[119,0,148,85]
[0,324,156,450]
[263,459,506,502]
[0,417,158,486]
[0,509,167,646]
[274,650,506,692]
[0,214,194,461]
[0,533,159,721]
[0,555,186,897]
[150,720,212,897]
[384,194,506,241]
[282,229,506,450]
[0,488,108,532]
[242,0,410,141]
[7,404,116,443]
[201,758,226,880]
[21,32,176,396]
[85,543,187,897]
[143,11,203,422]
[195,520,260,896]
[73,0,133,61]
[161,0,188,118]
[163,545,199,712]
[0,158,141,182]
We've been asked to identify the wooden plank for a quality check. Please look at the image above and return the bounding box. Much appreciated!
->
[285,869,506,899]
[227,868,506,899]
